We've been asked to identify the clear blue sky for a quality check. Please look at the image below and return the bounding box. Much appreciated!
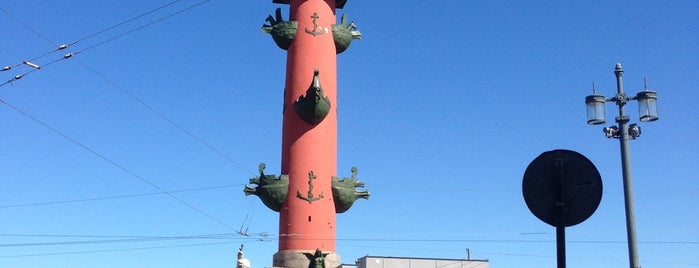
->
[1,1,697,267]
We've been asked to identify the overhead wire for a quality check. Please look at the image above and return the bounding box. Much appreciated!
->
[0,0,183,73]
[0,1,226,97]
[0,1,699,262]
[0,1,259,232]
[0,232,237,239]
[5,240,693,267]
[78,61,256,176]
[0,98,236,231]
[0,232,272,259]
[1,180,693,210]
[0,6,56,60]
[0,228,695,264]
[0,184,243,209]
[71,0,184,47]
[2,231,695,248]
[74,0,211,55]
[237,200,257,236]
[0,240,267,259]
[0,0,255,175]
[0,233,262,248]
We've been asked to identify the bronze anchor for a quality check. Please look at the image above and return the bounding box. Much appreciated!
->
[304,13,327,36]
[297,171,324,204]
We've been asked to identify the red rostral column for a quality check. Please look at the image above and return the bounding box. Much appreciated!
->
[280,0,338,256]
[245,0,367,267]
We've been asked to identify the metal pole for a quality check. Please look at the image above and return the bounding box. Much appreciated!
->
[614,63,641,268]
[555,159,566,268]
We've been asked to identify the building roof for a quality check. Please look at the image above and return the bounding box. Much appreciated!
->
[359,255,489,262]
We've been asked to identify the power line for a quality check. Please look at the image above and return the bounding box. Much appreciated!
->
[0,98,236,231]
[0,6,55,52]
[0,232,236,239]
[0,0,183,72]
[0,2,262,257]
[290,236,699,245]
[2,180,688,212]
[0,240,266,258]
[0,233,262,248]
[76,61,256,176]
[0,175,693,211]
[0,0,256,176]
[1,0,216,89]
[0,3,259,232]
[0,233,272,259]
[75,0,211,55]
[18,234,269,245]
[0,184,243,209]
[72,0,185,46]
[0,232,694,264]
[1,233,694,248]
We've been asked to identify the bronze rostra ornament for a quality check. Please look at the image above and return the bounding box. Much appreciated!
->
[295,69,331,124]
[332,14,362,54]
[262,8,297,50]
[331,167,370,213]
[262,8,361,53]
[243,163,289,212]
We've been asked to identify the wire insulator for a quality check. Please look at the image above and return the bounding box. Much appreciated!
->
[64,53,73,59]
[14,74,23,80]
[23,61,41,69]
[2,66,11,71]
[58,44,68,50]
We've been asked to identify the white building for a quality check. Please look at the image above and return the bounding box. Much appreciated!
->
[340,255,489,268]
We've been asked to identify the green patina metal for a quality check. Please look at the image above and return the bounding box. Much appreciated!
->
[295,69,331,124]
[331,167,369,213]
[332,14,362,54]
[262,8,297,50]
[302,248,329,268]
[296,171,324,204]
[310,248,327,268]
[244,163,289,212]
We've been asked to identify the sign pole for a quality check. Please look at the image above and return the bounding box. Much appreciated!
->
[555,159,566,268]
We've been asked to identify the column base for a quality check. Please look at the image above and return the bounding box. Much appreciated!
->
[273,250,340,268]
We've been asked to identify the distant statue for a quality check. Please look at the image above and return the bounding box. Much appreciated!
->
[237,244,251,268]
[303,248,328,268]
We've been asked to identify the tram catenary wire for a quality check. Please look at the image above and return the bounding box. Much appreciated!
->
[0,98,237,231]
[0,0,184,73]
[1,0,213,88]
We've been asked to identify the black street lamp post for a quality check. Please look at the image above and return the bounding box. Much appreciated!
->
[585,63,659,268]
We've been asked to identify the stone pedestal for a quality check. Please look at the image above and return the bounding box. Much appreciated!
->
[273,250,340,268]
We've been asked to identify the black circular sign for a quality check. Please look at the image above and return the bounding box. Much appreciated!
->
[522,149,603,227]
